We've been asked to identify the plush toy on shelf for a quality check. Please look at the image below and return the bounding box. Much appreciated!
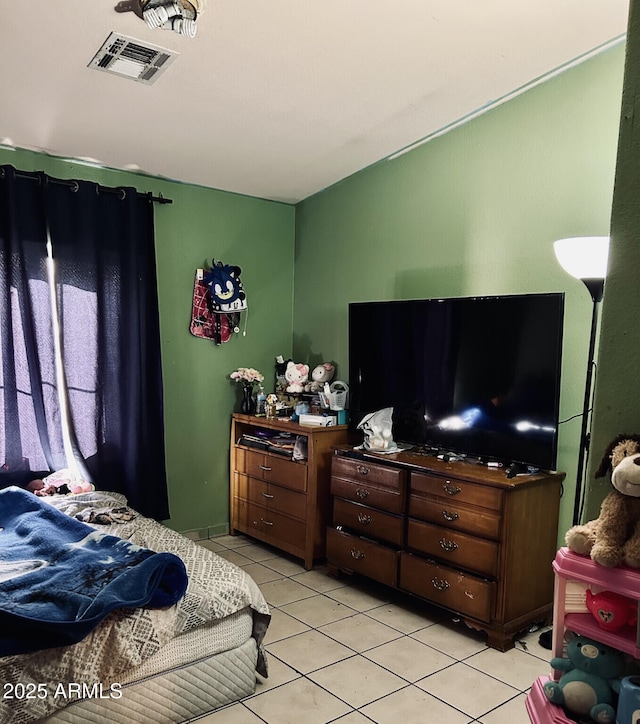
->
[305,363,335,393]
[543,633,624,723]
[274,356,293,395]
[565,434,640,568]
[586,589,637,632]
[284,361,309,394]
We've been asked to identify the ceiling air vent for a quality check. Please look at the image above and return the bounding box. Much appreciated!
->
[88,32,178,84]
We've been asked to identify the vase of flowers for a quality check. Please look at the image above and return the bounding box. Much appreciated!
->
[229,367,264,415]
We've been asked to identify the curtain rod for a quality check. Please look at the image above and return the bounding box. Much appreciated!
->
[4,167,173,205]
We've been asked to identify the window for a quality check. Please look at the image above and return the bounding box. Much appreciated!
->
[0,166,169,519]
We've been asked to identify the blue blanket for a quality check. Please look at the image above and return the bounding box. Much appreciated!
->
[0,487,188,655]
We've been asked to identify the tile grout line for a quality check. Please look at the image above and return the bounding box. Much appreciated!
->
[206,536,544,722]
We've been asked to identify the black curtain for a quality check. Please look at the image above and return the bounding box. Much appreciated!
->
[0,166,169,519]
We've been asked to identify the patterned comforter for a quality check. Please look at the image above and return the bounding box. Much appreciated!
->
[0,491,270,724]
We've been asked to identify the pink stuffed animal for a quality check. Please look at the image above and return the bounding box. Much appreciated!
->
[586,589,637,632]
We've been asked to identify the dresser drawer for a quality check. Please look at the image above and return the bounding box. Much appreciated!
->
[408,495,501,539]
[399,553,494,623]
[331,457,405,513]
[407,518,499,578]
[235,448,307,492]
[411,471,502,512]
[333,456,404,487]
[326,527,398,587]
[332,498,403,546]
[234,499,306,549]
[234,473,307,521]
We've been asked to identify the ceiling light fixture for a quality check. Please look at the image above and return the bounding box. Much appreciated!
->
[140,0,204,38]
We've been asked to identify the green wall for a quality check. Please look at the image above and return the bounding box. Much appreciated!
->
[588,2,640,519]
[0,147,296,535]
[293,44,626,543]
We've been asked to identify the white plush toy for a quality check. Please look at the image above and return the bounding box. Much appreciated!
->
[305,363,335,393]
[285,361,309,394]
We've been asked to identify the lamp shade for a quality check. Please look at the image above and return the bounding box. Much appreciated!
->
[553,236,609,280]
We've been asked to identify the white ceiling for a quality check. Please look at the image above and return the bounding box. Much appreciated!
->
[0,1,630,203]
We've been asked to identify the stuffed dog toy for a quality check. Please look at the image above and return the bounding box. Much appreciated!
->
[565,434,640,568]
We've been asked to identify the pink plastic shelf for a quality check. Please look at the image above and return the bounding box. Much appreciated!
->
[526,676,575,724]
[553,547,640,599]
[552,547,640,659]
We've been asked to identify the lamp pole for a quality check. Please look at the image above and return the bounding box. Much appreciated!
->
[572,278,604,526]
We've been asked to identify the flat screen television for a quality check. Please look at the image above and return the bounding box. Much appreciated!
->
[348,292,565,471]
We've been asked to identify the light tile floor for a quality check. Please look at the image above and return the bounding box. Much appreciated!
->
[196,534,550,724]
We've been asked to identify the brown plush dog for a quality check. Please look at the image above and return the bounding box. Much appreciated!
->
[565,434,640,568]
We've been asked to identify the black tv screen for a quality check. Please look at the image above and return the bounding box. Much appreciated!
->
[348,293,565,471]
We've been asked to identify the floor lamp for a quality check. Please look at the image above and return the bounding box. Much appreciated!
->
[553,236,610,526]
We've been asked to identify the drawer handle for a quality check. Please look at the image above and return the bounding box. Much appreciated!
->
[260,518,274,526]
[261,492,274,499]
[355,488,369,499]
[443,481,461,496]
[439,537,458,552]
[356,465,370,475]
[431,577,450,591]
[350,548,365,560]
[259,465,272,472]
[442,510,459,522]
[357,513,372,525]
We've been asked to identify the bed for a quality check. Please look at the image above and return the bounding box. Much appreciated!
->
[0,488,270,724]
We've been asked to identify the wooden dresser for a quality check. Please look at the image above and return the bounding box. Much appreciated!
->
[229,414,350,569]
[327,447,564,650]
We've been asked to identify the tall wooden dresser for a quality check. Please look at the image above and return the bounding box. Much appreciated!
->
[327,446,564,650]
[229,414,350,569]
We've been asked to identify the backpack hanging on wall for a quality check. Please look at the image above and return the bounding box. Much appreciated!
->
[189,259,247,344]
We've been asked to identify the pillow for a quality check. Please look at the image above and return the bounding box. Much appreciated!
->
[0,470,50,491]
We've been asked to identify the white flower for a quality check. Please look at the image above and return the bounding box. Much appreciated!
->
[230,367,264,384]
